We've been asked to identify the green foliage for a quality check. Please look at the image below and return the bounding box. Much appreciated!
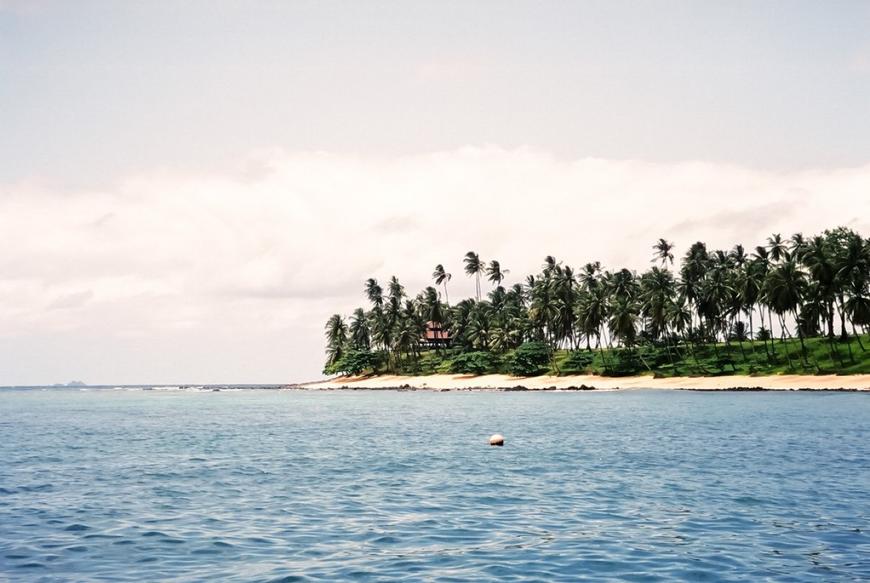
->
[449,351,500,374]
[605,348,645,376]
[507,341,551,376]
[327,227,870,379]
[323,350,378,376]
[559,350,595,374]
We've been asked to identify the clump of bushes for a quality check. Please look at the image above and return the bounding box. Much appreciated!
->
[323,350,379,376]
[507,341,551,376]
[449,351,500,374]
[560,350,595,374]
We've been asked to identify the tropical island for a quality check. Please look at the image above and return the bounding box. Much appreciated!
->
[320,227,870,390]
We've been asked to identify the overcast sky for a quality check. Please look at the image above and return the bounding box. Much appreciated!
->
[1,1,869,385]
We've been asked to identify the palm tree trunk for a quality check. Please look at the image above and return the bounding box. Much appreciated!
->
[748,308,756,354]
[636,343,653,372]
[851,319,866,351]
[595,334,609,373]
[778,315,794,369]
[688,338,703,373]
[827,335,842,369]
[767,309,777,353]
[845,334,856,363]
[793,309,809,367]
[837,296,848,340]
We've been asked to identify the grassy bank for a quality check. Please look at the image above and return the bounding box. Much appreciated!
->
[349,335,870,378]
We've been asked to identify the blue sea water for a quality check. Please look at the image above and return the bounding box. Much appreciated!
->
[1,388,868,582]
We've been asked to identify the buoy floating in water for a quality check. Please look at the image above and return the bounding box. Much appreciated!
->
[489,434,504,446]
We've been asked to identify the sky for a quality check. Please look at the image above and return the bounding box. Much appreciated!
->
[1,1,869,385]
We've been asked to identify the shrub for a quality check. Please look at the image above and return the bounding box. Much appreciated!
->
[507,341,551,376]
[604,349,644,376]
[560,350,595,374]
[324,350,378,376]
[449,351,499,375]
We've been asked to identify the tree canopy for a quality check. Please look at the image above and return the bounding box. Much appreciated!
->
[324,227,870,377]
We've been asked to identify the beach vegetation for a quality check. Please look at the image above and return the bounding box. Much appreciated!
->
[507,341,551,376]
[325,227,870,378]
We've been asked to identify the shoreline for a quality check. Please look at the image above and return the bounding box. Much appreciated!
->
[302,373,870,392]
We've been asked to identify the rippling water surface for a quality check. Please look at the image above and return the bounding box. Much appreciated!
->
[1,388,868,581]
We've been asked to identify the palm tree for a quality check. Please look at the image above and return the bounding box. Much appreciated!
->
[576,284,609,361]
[679,241,709,336]
[432,264,452,306]
[790,232,807,257]
[349,308,370,350]
[652,238,675,267]
[752,246,776,353]
[832,228,870,348]
[324,314,348,367]
[364,278,384,308]
[844,278,870,343]
[466,302,493,350]
[640,267,675,339]
[464,251,484,301]
[801,235,837,339]
[486,260,510,288]
[764,258,808,366]
[767,233,787,263]
[608,296,644,370]
[543,255,559,276]
[737,260,762,352]
[421,286,444,325]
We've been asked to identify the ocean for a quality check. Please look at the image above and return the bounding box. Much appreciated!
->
[1,388,868,581]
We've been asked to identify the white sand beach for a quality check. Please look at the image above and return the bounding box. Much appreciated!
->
[305,373,870,391]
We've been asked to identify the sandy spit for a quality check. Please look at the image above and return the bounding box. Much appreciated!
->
[301,373,870,391]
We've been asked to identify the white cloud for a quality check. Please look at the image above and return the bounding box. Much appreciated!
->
[1,147,868,384]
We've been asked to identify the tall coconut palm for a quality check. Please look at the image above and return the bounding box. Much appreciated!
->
[844,278,870,342]
[640,267,675,339]
[737,260,762,351]
[790,232,807,257]
[466,302,493,350]
[730,244,748,268]
[527,278,550,344]
[579,262,602,291]
[348,308,370,350]
[432,264,452,306]
[486,260,510,288]
[801,235,837,338]
[324,314,348,367]
[752,246,776,352]
[764,258,808,366]
[421,286,444,325]
[767,233,787,263]
[364,278,384,308]
[832,228,870,348]
[680,242,709,334]
[543,255,559,276]
[464,251,485,301]
[576,284,608,353]
[652,238,675,267]
[608,296,641,360]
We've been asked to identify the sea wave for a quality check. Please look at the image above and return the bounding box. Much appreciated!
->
[1,390,868,581]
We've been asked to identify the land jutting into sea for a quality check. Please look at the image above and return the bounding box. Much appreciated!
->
[321,226,870,390]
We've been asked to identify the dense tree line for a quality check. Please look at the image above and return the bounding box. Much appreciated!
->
[324,227,870,376]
